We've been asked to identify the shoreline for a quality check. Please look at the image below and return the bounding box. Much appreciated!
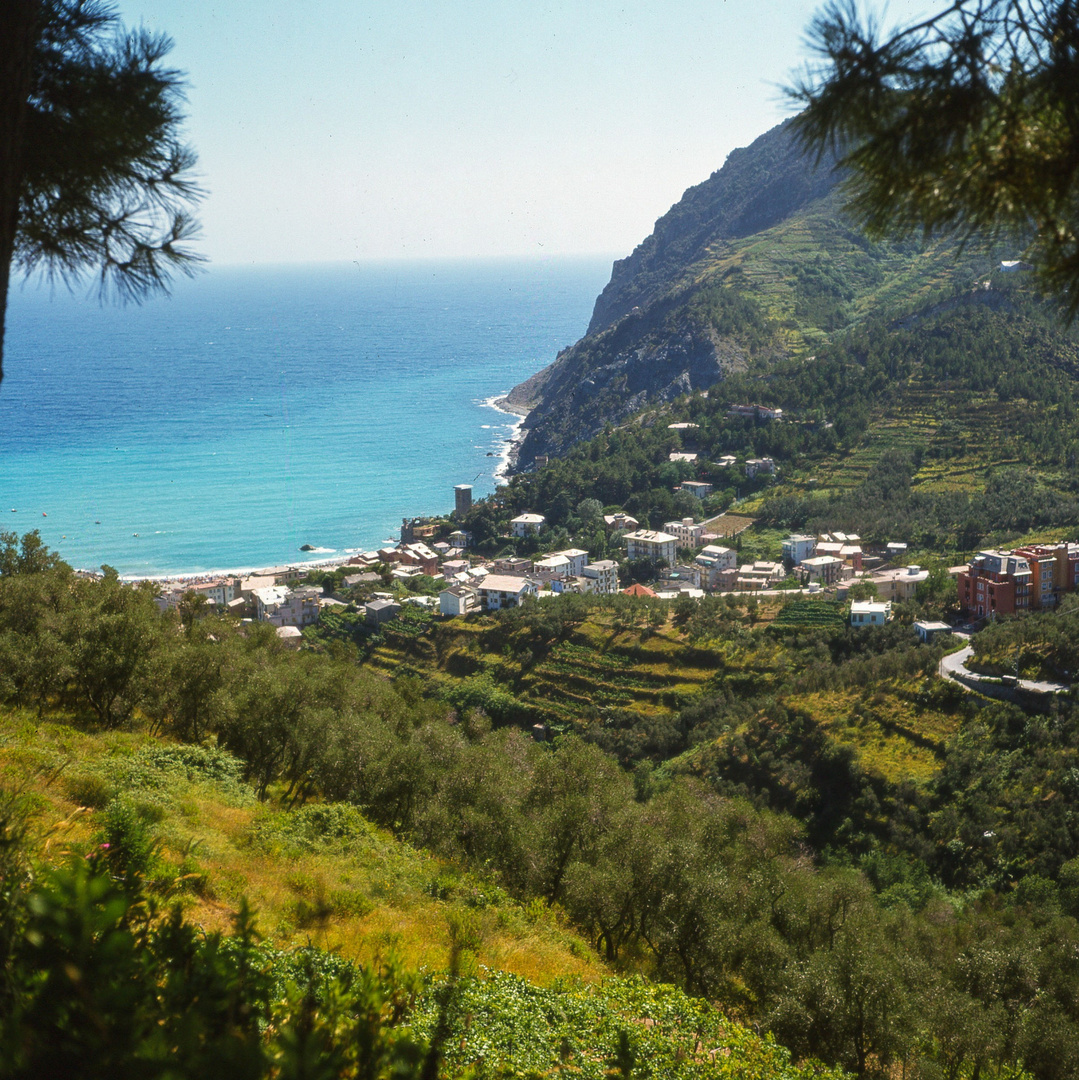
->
[115,553,352,586]
[109,396,533,584]
[484,394,530,483]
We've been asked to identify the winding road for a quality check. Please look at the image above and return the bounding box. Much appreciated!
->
[939,645,1069,695]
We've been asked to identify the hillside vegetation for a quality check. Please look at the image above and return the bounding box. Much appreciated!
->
[483,285,1079,563]
[508,120,1065,471]
[11,112,1079,1078]
[1,701,847,1080]
[6,530,1079,1077]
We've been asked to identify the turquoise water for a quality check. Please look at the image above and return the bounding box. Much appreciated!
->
[0,258,610,576]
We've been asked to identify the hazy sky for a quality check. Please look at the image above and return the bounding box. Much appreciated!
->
[114,1,923,266]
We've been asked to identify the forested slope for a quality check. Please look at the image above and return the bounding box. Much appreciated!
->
[5,531,1079,1078]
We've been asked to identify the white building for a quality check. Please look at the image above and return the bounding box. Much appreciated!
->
[625,530,678,566]
[658,564,702,591]
[253,585,291,622]
[555,548,590,577]
[580,559,619,595]
[915,620,952,642]
[533,554,572,578]
[275,625,304,647]
[668,451,698,463]
[715,455,738,469]
[800,555,844,585]
[169,578,236,607]
[694,544,737,589]
[255,585,321,628]
[850,600,892,627]
[782,534,817,566]
[735,561,786,590]
[664,518,705,548]
[477,574,538,610]
[439,584,478,617]
[871,565,930,602]
[510,513,546,537]
[679,481,713,499]
[745,457,776,478]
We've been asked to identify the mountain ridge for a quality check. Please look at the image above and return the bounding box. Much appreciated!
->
[586,120,841,334]
[504,118,1002,470]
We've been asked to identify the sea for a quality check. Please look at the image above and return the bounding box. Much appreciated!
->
[0,257,612,577]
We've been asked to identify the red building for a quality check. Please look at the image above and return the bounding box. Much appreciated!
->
[957,550,1033,618]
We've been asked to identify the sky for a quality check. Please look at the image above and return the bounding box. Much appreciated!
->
[113,1,926,266]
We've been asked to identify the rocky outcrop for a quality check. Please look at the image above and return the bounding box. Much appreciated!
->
[509,295,751,466]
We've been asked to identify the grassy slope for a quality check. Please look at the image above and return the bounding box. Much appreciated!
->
[0,702,850,1078]
[0,703,601,984]
[620,185,1001,368]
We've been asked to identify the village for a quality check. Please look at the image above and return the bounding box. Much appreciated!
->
[146,441,1079,652]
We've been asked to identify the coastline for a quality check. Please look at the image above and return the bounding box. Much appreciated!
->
[485,394,530,483]
[113,396,532,584]
[116,553,351,586]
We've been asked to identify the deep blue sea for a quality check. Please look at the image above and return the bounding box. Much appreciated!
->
[0,258,611,576]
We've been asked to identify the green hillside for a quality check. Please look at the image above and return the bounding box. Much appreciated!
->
[509,121,1057,469]
[6,530,1079,1077]
[0,702,601,983]
[0,702,847,1080]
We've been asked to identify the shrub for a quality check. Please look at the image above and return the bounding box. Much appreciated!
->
[95,798,159,886]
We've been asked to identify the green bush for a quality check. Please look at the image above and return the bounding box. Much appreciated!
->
[94,798,160,886]
[63,771,116,809]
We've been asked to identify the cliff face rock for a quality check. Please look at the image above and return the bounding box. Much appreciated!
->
[506,121,839,468]
[505,299,750,463]
[587,121,839,335]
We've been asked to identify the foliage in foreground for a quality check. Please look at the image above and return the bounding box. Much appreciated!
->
[7,533,1079,1077]
[0,795,841,1080]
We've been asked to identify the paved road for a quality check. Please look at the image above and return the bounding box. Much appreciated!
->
[939,645,974,684]
[940,645,1069,695]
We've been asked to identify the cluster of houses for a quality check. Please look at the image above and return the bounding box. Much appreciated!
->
[955,542,1079,618]
[158,470,1047,642]
[153,568,342,646]
[331,517,623,624]
[664,450,776,479]
[783,534,937,598]
[662,409,780,482]
[432,549,621,619]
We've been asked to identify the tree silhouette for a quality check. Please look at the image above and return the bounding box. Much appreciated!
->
[790,0,1079,315]
[0,0,202,385]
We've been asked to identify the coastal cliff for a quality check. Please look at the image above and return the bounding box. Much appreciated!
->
[506,121,842,467]
[586,120,840,335]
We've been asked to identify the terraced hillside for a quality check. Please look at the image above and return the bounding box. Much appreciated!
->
[508,119,1016,467]
[365,612,725,727]
[361,602,965,795]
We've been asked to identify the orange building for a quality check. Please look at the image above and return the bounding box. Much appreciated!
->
[1014,543,1079,609]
